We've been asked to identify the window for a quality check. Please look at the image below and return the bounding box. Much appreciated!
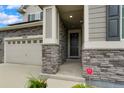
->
[22,41,26,44]
[35,13,40,20]
[109,19,119,37]
[107,5,120,41]
[12,41,15,44]
[17,41,20,44]
[108,5,124,40]
[28,14,35,21]
[27,40,31,44]
[35,12,43,20]
[109,6,119,16]
[28,12,43,21]
[8,41,11,44]
[39,40,42,43]
[40,12,43,20]
[33,40,37,43]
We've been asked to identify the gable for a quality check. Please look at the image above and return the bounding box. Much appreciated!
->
[21,5,43,22]
[25,5,42,14]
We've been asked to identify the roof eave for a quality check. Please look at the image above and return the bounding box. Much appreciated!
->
[0,21,43,31]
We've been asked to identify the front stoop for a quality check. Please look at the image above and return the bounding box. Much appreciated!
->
[47,79,81,88]
[40,73,85,88]
[66,59,81,62]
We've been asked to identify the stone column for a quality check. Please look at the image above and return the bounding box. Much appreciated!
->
[42,44,60,74]
[42,6,60,74]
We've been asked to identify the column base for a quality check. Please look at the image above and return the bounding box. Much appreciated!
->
[42,44,60,74]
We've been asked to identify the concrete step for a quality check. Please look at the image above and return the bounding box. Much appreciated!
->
[47,78,81,88]
[40,73,85,82]
[40,73,85,88]
[66,59,81,62]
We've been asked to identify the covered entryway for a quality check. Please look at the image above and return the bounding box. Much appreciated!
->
[56,5,84,77]
[4,35,42,65]
[40,5,84,74]
[57,5,83,59]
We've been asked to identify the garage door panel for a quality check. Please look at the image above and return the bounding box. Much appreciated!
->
[5,36,42,65]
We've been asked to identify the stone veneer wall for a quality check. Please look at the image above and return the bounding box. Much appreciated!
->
[41,19,67,74]
[42,44,60,74]
[0,26,42,63]
[59,20,67,64]
[82,49,124,82]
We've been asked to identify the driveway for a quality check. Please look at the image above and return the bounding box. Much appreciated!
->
[0,63,41,88]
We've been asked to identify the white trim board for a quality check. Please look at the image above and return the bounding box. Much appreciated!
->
[83,41,124,49]
[120,5,123,40]
[4,35,43,41]
[43,5,59,44]
[84,5,89,42]
[0,21,43,31]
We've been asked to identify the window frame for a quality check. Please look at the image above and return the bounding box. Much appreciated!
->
[106,5,120,41]
[115,5,124,41]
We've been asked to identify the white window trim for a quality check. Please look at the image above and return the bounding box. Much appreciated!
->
[84,5,89,43]
[120,5,123,40]
[83,5,124,49]
[43,6,54,43]
[43,6,59,44]
[120,5,124,41]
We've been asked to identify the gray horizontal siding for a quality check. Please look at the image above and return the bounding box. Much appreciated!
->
[89,5,106,41]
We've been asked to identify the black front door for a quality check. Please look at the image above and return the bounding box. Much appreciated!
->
[69,32,79,58]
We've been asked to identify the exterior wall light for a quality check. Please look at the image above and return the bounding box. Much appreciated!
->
[69,15,73,18]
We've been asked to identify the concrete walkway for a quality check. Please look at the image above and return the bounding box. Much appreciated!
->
[58,61,82,77]
[0,62,83,88]
[0,63,41,88]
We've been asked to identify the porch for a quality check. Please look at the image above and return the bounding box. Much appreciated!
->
[58,60,82,77]
[41,5,86,75]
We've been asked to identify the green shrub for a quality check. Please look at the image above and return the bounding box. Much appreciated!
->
[72,83,94,88]
[26,76,47,88]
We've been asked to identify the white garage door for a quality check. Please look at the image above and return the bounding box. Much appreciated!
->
[4,35,42,65]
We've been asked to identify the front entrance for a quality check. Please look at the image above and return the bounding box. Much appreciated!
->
[68,30,81,58]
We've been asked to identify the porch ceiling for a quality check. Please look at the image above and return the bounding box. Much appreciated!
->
[57,5,84,29]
